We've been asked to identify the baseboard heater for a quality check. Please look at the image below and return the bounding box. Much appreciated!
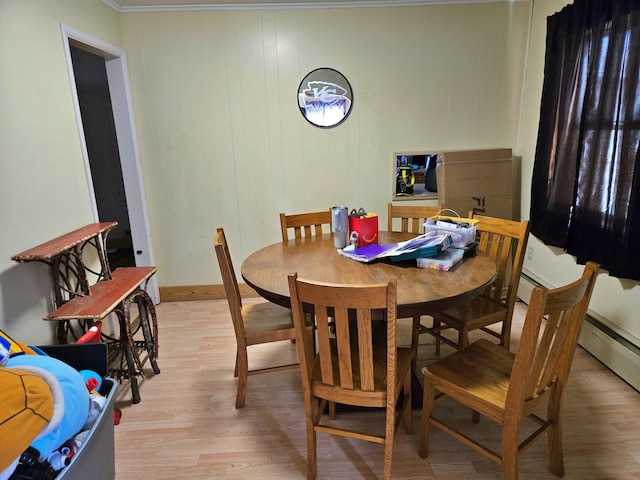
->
[518,271,640,393]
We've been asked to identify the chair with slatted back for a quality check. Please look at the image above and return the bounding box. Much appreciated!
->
[280,210,332,241]
[418,213,530,355]
[419,262,599,480]
[387,203,444,360]
[214,228,298,409]
[387,203,444,234]
[287,273,415,480]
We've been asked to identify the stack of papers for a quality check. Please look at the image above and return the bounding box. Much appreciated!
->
[337,233,451,263]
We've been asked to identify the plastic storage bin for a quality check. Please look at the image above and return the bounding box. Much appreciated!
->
[56,378,116,480]
[36,343,116,480]
[417,248,464,271]
[424,215,477,248]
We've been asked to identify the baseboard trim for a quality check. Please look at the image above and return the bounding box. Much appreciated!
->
[159,284,260,302]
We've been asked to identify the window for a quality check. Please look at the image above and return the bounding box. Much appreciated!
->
[531,0,640,280]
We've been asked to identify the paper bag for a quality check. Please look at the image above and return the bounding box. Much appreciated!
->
[349,208,379,247]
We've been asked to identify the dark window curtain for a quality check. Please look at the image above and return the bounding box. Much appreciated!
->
[531,0,640,280]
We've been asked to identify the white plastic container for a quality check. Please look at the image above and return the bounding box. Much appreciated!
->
[57,379,116,480]
[416,248,464,271]
[424,218,476,248]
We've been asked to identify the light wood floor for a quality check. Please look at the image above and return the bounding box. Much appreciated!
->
[113,298,640,479]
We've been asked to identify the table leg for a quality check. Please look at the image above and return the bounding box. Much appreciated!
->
[105,288,161,403]
[110,307,144,404]
[131,289,160,375]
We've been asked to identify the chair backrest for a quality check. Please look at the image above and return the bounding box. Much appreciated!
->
[470,214,530,309]
[508,262,599,411]
[387,203,444,234]
[280,210,332,241]
[213,228,245,343]
[288,273,398,399]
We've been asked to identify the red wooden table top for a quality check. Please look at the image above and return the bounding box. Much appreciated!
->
[11,222,118,262]
[45,266,157,320]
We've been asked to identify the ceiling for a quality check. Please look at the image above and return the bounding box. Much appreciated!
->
[103,0,511,12]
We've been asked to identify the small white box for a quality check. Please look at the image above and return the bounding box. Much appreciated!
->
[417,248,464,271]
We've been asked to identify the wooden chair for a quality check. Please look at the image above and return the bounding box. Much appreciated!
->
[280,210,332,241]
[214,228,298,409]
[387,203,444,360]
[419,214,531,354]
[419,262,599,480]
[287,273,414,480]
[387,203,444,234]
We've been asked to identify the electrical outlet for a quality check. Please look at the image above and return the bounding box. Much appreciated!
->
[527,247,534,261]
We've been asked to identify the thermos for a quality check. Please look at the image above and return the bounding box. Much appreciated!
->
[331,206,348,248]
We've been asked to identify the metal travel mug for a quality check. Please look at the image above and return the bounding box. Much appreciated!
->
[331,206,349,248]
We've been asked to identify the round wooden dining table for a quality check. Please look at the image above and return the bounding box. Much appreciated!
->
[241,232,496,318]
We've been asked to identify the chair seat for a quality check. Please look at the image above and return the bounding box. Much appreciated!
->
[438,296,508,330]
[243,301,296,340]
[423,338,514,422]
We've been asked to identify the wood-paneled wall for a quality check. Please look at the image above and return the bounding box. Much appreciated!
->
[120,3,531,289]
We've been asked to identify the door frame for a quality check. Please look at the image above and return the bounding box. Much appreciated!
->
[61,23,159,304]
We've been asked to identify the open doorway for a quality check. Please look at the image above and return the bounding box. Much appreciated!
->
[62,24,159,303]
[70,46,135,270]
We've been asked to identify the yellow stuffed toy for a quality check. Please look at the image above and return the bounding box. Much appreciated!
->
[0,367,55,476]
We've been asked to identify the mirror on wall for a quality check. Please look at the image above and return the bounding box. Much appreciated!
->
[393,152,439,199]
[298,68,353,128]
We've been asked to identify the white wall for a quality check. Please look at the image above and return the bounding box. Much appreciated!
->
[120,2,530,288]
[516,0,640,345]
[3,0,566,349]
[0,0,122,343]
[3,0,637,355]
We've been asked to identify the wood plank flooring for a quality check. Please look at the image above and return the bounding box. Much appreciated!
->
[113,298,640,479]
